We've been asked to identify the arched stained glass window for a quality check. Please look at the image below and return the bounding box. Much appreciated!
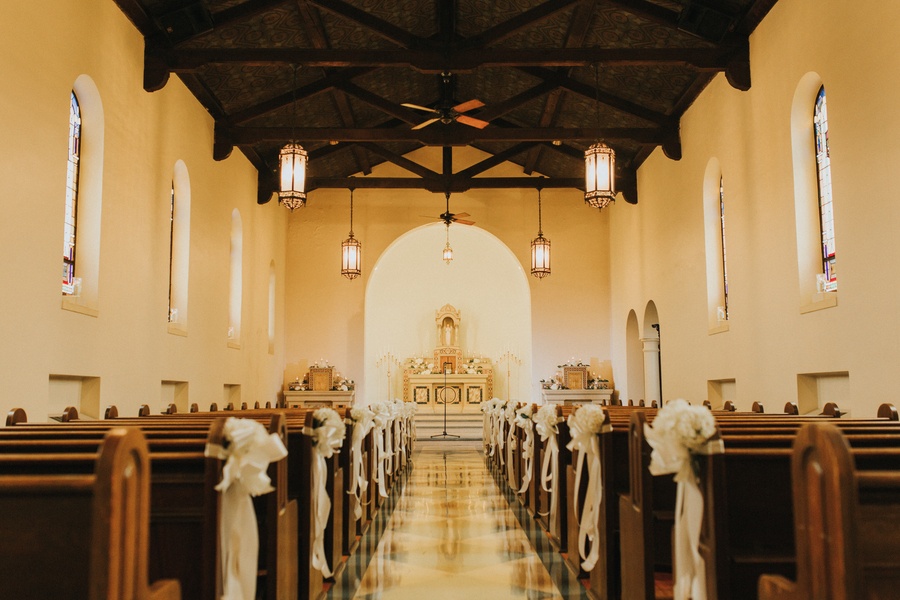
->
[167,182,176,321]
[63,91,81,295]
[719,176,729,319]
[814,85,836,291]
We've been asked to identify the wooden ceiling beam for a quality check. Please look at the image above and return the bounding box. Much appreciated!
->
[334,82,423,124]
[305,176,584,193]
[357,143,439,180]
[159,46,735,72]
[455,143,536,179]
[460,0,588,50]
[518,66,670,126]
[603,0,681,29]
[306,0,427,49]
[226,66,374,125]
[217,124,665,146]
[476,80,560,123]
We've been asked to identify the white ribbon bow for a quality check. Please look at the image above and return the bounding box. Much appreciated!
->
[566,413,611,572]
[517,414,535,495]
[347,407,375,521]
[535,413,560,539]
[644,411,724,600]
[305,408,346,578]
[205,418,288,600]
[505,408,518,489]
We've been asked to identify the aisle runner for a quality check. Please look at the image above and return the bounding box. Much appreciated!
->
[329,447,586,600]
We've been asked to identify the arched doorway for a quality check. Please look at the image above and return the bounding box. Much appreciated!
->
[363,223,532,407]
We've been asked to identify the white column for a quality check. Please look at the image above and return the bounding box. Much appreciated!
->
[641,337,661,404]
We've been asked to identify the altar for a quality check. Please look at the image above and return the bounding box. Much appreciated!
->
[541,388,614,405]
[401,304,494,413]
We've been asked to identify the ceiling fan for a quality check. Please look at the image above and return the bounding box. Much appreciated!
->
[424,192,476,226]
[402,72,490,131]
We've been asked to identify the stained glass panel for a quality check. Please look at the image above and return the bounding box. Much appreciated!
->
[62,91,81,295]
[814,85,837,291]
[719,176,729,319]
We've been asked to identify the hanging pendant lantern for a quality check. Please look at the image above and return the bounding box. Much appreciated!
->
[278,65,307,211]
[278,143,307,210]
[584,141,615,209]
[531,187,551,279]
[443,224,453,265]
[341,187,361,280]
[584,63,616,211]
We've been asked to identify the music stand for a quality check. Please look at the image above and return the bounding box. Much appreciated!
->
[431,361,460,439]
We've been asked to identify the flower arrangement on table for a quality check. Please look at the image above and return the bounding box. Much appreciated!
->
[404,357,435,375]
[331,374,354,391]
[644,399,723,600]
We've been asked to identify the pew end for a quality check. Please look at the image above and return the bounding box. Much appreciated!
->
[877,403,898,421]
[784,402,799,415]
[5,408,27,426]
[821,402,842,418]
[104,405,119,419]
[61,406,79,422]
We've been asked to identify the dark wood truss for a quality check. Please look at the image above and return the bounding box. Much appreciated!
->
[115,0,778,204]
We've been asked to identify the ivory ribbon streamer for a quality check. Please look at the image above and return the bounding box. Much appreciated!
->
[384,410,394,476]
[517,418,534,494]
[205,418,288,600]
[496,409,505,464]
[505,412,517,489]
[538,430,560,538]
[304,410,346,578]
[567,422,610,571]
[645,422,724,600]
[347,409,374,521]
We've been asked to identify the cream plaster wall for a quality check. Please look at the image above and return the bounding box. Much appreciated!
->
[284,145,613,404]
[609,0,900,416]
[0,1,287,419]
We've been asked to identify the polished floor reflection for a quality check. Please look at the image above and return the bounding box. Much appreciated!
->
[329,446,587,600]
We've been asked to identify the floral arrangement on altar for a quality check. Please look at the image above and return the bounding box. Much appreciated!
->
[331,374,354,391]
[404,357,435,375]
[539,359,610,390]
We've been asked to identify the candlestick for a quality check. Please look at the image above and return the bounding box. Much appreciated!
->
[376,350,399,401]
[498,348,521,402]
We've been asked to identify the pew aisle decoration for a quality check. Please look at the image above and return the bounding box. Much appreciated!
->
[565,404,611,571]
[505,401,519,488]
[305,407,347,577]
[393,399,405,465]
[515,404,536,494]
[644,399,723,600]
[482,398,505,457]
[348,405,375,521]
[534,403,563,538]
[370,401,392,498]
[205,417,288,600]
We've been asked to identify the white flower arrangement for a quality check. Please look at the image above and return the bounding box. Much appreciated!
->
[644,399,718,477]
[533,403,561,437]
[350,405,374,424]
[310,408,346,457]
[567,403,609,436]
[208,417,288,496]
[515,404,535,428]
[503,400,518,422]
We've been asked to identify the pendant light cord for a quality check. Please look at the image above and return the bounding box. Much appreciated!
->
[593,62,601,133]
[291,64,298,143]
[349,187,355,237]
[537,187,543,236]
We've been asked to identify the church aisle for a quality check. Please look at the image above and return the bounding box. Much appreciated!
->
[329,445,587,599]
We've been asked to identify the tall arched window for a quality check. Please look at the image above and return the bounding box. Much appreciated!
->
[814,85,836,291]
[719,175,729,319]
[168,160,191,332]
[62,91,81,295]
[228,209,243,346]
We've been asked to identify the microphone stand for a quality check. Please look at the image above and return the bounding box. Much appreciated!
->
[432,361,459,439]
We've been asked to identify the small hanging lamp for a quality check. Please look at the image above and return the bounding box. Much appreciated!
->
[531,186,551,279]
[443,223,453,265]
[341,187,361,280]
[584,63,616,210]
[278,65,307,211]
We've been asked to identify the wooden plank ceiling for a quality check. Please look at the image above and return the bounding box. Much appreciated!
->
[113,0,778,204]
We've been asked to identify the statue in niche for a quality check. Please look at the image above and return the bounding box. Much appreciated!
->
[442,317,455,347]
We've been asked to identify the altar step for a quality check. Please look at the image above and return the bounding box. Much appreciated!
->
[414,412,484,442]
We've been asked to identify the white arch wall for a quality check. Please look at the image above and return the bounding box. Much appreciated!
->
[284,145,614,406]
[363,223,532,404]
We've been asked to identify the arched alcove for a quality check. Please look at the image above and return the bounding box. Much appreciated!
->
[642,300,661,404]
[363,223,532,405]
[625,309,644,404]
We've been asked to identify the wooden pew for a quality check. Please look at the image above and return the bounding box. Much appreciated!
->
[2,410,297,600]
[758,423,900,600]
[0,428,181,600]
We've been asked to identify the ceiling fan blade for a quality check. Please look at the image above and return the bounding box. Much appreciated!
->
[456,114,490,129]
[452,99,485,113]
[411,118,441,130]
[452,212,470,218]
[454,218,476,226]
[402,103,440,114]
